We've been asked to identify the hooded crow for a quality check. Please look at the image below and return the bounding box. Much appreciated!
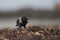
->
[16,16,28,28]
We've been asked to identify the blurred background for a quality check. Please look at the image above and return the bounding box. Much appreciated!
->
[0,0,60,29]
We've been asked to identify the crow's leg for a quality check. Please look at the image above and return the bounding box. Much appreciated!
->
[18,25,22,30]
[19,25,21,28]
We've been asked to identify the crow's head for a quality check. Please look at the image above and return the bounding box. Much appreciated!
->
[22,16,28,20]
[21,16,28,25]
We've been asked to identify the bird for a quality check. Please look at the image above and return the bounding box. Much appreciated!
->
[16,16,28,28]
